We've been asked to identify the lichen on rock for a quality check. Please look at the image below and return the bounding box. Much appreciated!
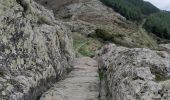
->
[0,0,74,100]
[96,44,170,100]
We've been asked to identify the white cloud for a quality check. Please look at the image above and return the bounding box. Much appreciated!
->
[144,0,170,11]
[163,6,170,11]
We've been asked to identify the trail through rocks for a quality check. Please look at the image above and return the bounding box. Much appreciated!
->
[40,57,99,100]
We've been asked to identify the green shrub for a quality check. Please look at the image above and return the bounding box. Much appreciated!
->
[95,29,114,41]
[90,29,125,43]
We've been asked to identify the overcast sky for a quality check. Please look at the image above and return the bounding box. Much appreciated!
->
[144,0,170,11]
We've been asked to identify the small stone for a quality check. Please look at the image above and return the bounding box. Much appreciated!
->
[2,91,6,96]
[135,67,155,80]
[6,84,14,92]
[0,77,7,82]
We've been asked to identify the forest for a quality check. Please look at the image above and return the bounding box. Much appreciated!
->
[144,12,170,39]
[100,0,159,21]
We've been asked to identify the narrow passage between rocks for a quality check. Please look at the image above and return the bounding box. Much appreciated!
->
[40,57,99,100]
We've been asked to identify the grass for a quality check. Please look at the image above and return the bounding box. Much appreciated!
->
[150,66,169,82]
[155,73,168,82]
[73,32,103,57]
[72,22,159,57]
[138,19,158,49]
[73,33,86,50]
[98,71,105,80]
[88,27,160,49]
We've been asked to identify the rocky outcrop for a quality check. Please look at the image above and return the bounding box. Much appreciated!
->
[96,44,170,100]
[0,0,74,100]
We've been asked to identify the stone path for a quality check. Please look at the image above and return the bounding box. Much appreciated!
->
[40,57,99,100]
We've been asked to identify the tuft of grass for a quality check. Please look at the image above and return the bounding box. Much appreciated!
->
[155,73,168,82]
[73,32,87,56]
[151,68,169,82]
[98,71,105,80]
[79,45,95,57]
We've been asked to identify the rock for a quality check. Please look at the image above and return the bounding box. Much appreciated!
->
[15,0,32,12]
[96,44,170,100]
[160,80,170,89]
[2,91,6,96]
[159,44,170,51]
[0,0,74,100]
[0,77,7,82]
[135,67,155,80]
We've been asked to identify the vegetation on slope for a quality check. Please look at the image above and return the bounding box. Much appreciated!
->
[100,0,170,40]
[143,12,170,40]
[100,0,159,21]
[73,32,103,57]
[89,28,158,49]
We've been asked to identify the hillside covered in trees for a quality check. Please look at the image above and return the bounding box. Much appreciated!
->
[100,0,170,40]
[144,12,170,40]
[100,0,159,21]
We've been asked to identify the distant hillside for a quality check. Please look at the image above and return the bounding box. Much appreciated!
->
[144,11,170,40]
[100,0,160,21]
[100,0,170,40]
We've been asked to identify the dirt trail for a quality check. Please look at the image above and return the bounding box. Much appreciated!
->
[40,57,99,100]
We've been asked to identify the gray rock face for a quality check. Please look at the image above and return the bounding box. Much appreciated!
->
[160,44,170,51]
[96,44,170,100]
[0,0,74,100]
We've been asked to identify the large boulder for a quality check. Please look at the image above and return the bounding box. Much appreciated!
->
[0,0,74,100]
[97,44,170,100]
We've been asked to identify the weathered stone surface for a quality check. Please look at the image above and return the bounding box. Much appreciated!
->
[96,44,170,100]
[160,44,170,51]
[0,0,74,100]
